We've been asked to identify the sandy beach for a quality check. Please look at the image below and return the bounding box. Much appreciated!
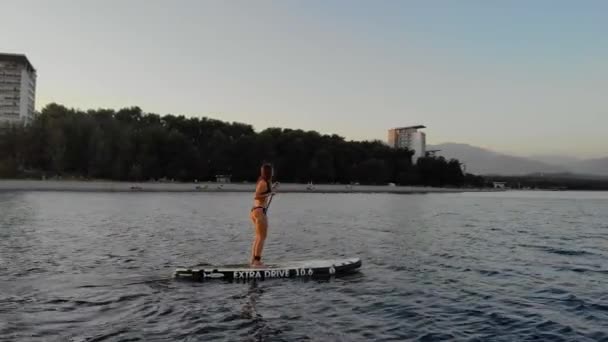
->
[0,179,497,194]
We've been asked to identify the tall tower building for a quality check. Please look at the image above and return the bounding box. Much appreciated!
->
[0,53,37,125]
[387,125,427,163]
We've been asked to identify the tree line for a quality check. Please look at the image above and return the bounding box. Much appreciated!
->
[0,103,484,187]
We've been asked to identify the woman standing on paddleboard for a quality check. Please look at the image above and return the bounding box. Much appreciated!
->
[250,163,276,267]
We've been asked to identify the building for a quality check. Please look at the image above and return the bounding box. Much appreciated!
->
[215,174,232,183]
[388,125,426,163]
[492,182,507,189]
[0,53,37,125]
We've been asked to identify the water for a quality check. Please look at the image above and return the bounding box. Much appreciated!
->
[1,191,608,341]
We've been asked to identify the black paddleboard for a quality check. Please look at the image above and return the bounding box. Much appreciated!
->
[174,257,362,281]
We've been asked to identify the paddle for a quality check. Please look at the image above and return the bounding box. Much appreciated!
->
[264,182,280,213]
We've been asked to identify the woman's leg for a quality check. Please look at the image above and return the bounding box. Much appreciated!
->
[253,220,267,262]
[250,217,256,264]
[250,210,268,266]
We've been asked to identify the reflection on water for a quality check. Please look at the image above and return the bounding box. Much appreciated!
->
[240,282,282,342]
[241,282,262,320]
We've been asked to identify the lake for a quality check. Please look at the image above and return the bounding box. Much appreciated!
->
[1,191,608,341]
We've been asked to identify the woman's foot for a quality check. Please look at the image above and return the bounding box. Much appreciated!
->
[250,260,265,268]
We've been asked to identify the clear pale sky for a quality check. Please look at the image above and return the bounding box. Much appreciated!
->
[2,0,607,157]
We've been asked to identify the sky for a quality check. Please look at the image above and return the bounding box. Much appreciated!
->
[2,0,607,158]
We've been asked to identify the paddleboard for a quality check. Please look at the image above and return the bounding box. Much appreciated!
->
[174,257,361,281]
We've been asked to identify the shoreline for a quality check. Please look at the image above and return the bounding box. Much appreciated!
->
[0,179,498,194]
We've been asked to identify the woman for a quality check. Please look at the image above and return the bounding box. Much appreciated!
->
[250,163,276,267]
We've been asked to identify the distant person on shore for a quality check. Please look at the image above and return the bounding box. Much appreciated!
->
[250,163,277,267]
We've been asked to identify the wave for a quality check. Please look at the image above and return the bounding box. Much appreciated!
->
[519,244,596,256]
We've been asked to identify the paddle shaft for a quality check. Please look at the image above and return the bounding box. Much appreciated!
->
[264,182,279,213]
[265,193,275,212]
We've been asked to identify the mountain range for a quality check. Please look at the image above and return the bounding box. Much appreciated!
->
[429,143,608,177]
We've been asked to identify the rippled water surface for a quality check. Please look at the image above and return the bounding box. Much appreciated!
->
[1,191,608,341]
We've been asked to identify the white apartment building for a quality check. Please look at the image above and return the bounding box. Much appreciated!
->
[387,125,427,163]
[0,53,36,125]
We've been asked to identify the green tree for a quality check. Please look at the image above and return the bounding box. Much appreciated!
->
[0,102,483,187]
